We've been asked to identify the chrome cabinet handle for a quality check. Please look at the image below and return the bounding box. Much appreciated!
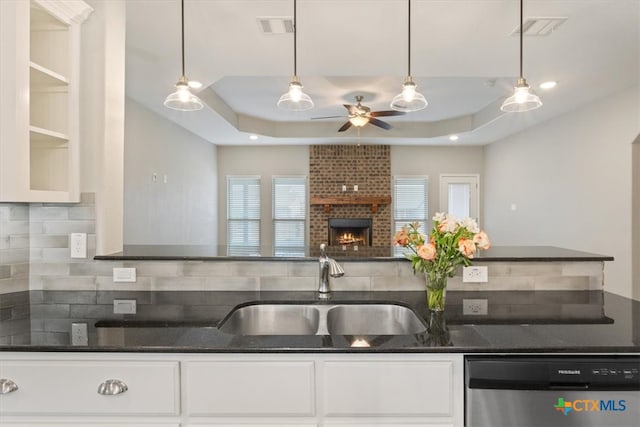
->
[97,379,128,395]
[0,379,18,394]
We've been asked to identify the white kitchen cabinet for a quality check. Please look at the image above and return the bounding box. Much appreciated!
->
[0,353,463,427]
[0,0,92,202]
[184,360,316,417]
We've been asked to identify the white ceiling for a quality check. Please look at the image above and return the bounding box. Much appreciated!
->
[123,0,640,146]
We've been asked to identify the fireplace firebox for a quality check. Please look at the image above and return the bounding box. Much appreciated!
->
[328,218,373,246]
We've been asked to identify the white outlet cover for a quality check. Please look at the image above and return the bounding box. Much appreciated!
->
[463,298,489,315]
[71,322,88,346]
[113,299,137,314]
[463,266,489,283]
[70,233,87,259]
[113,267,136,282]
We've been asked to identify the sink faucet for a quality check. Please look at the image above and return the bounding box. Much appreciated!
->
[318,243,344,299]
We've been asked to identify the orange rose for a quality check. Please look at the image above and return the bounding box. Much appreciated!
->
[458,238,477,259]
[393,229,409,246]
[473,230,491,250]
[417,243,437,261]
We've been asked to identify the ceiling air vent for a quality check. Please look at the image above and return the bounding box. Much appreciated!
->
[511,17,568,36]
[257,16,294,34]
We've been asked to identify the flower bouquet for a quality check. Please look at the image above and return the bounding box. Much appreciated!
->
[393,213,490,311]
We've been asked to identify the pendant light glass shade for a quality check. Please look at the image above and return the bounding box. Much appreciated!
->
[277,77,314,111]
[165,76,203,111]
[500,77,542,112]
[164,0,203,112]
[391,0,427,112]
[500,0,542,113]
[390,76,428,112]
[277,0,313,111]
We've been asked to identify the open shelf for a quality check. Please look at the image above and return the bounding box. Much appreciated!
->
[30,61,69,86]
[29,125,69,142]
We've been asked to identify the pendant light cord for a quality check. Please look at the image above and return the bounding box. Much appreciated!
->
[293,0,297,77]
[181,0,186,77]
[407,0,411,76]
[519,0,523,79]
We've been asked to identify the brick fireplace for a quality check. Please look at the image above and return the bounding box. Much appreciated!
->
[309,145,391,250]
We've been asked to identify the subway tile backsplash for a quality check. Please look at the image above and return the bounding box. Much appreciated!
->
[1,193,604,298]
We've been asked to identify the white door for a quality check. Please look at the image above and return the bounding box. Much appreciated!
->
[439,174,479,223]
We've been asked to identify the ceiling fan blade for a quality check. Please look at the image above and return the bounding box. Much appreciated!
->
[310,115,347,120]
[338,121,352,132]
[369,110,406,117]
[368,117,392,130]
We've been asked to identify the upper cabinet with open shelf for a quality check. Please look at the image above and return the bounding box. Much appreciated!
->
[0,0,92,202]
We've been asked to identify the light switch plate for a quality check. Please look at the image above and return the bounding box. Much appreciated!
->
[463,266,488,283]
[113,267,136,282]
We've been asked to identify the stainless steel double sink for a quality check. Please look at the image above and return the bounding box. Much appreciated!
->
[218,302,427,336]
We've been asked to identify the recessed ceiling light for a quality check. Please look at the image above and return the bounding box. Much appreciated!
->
[188,80,203,89]
[249,134,259,141]
[449,135,459,141]
[539,81,558,90]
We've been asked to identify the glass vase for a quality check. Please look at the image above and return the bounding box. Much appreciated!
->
[425,271,447,311]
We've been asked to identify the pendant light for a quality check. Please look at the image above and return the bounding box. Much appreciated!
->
[390,0,427,112]
[500,0,542,112]
[277,0,314,111]
[164,0,203,111]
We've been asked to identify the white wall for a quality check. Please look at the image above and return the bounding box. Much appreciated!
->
[485,87,640,299]
[217,145,309,247]
[124,98,218,245]
[391,145,485,225]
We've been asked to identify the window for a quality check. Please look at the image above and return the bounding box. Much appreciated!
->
[439,174,479,222]
[393,176,429,255]
[273,176,307,256]
[227,176,261,256]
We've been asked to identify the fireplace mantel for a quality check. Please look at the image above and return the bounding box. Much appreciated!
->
[310,196,391,213]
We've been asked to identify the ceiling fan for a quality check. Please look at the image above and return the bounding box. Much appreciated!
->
[312,96,406,132]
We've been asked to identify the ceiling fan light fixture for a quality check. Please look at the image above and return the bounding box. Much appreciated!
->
[165,0,203,112]
[349,115,370,127]
[277,76,314,111]
[164,76,204,111]
[501,79,542,113]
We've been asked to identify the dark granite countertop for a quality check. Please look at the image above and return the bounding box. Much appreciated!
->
[1,290,637,353]
[94,245,614,262]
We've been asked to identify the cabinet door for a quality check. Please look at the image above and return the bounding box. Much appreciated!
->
[322,360,454,417]
[184,360,315,417]
[0,360,180,416]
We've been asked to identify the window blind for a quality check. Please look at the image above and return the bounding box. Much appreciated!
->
[273,176,307,256]
[393,176,429,255]
[227,176,261,256]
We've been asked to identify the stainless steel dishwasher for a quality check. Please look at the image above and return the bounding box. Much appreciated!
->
[465,355,640,427]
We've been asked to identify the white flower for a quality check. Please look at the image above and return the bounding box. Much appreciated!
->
[432,212,446,222]
[458,217,479,234]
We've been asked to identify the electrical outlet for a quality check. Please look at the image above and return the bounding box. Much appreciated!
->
[113,267,136,282]
[463,266,488,283]
[70,233,87,258]
[71,322,88,346]
[113,299,136,314]
[463,299,488,315]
